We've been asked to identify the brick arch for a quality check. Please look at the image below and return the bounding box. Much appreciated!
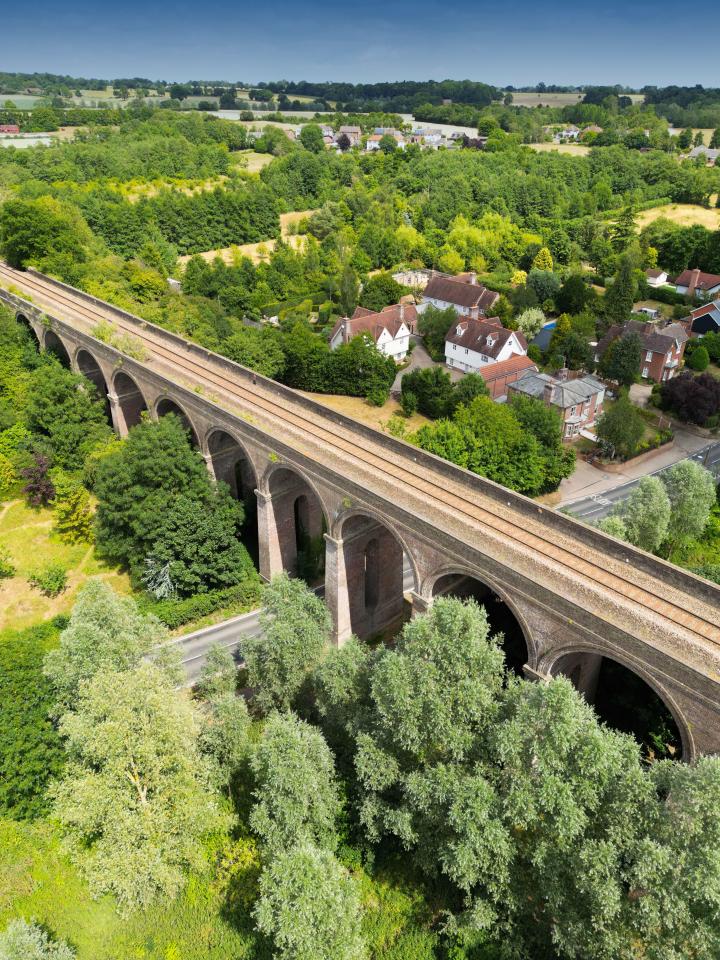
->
[112,369,148,431]
[204,427,259,501]
[154,396,200,448]
[43,329,72,367]
[15,311,42,347]
[332,506,421,596]
[260,460,332,529]
[542,644,694,761]
[421,563,537,671]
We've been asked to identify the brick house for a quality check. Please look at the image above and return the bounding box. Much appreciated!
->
[595,320,688,382]
[329,303,417,362]
[445,316,527,373]
[672,268,720,300]
[420,272,499,319]
[0,125,20,134]
[477,354,538,399]
[336,125,362,147]
[507,370,605,439]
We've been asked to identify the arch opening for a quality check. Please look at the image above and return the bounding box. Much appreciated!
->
[114,371,148,431]
[208,429,259,564]
[552,651,684,760]
[267,467,326,585]
[15,313,41,352]
[44,330,71,368]
[431,573,530,677]
[338,513,410,642]
[76,349,111,424]
[156,398,199,448]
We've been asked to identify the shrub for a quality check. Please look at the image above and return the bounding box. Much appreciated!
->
[0,452,16,499]
[0,918,75,960]
[28,563,68,597]
[688,346,709,372]
[0,548,15,579]
[138,578,261,629]
[0,622,64,818]
[366,386,389,407]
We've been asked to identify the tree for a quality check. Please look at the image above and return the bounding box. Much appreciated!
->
[661,460,717,545]
[51,662,225,914]
[418,303,457,361]
[300,123,325,154]
[515,307,545,341]
[0,919,75,960]
[401,366,455,419]
[0,196,91,270]
[336,132,351,152]
[688,345,709,371]
[378,133,397,154]
[43,580,167,714]
[338,262,360,316]
[199,692,251,793]
[330,333,396,401]
[600,332,642,385]
[94,415,252,593]
[253,843,366,960]
[223,326,286,379]
[555,274,592,315]
[532,246,553,271]
[596,395,645,459]
[710,128,720,149]
[52,473,93,543]
[250,712,341,855]
[597,514,628,541]
[196,642,238,700]
[358,272,404,312]
[25,362,112,470]
[20,452,55,507]
[604,256,637,327]
[450,372,490,412]
[243,574,331,714]
[611,206,637,251]
[355,598,505,850]
[660,372,720,426]
[526,268,560,303]
[614,476,671,553]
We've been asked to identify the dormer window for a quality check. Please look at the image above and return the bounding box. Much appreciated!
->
[486,335,495,347]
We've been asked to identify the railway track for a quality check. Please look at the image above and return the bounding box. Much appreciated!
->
[2,263,719,649]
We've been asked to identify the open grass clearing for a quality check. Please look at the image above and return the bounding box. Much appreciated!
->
[528,141,591,156]
[177,209,317,265]
[301,392,431,433]
[635,203,720,231]
[235,150,273,173]
[0,500,131,631]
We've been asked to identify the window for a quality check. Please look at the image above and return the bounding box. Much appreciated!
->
[642,366,649,378]
[570,405,577,416]
[645,350,653,362]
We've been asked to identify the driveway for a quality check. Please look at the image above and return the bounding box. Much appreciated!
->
[392,336,460,391]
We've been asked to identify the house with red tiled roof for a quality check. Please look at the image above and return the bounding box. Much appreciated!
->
[445,316,527,374]
[421,272,499,319]
[672,268,720,300]
[0,125,20,134]
[476,354,538,399]
[329,302,417,361]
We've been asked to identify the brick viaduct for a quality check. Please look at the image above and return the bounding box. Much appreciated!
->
[1,264,719,760]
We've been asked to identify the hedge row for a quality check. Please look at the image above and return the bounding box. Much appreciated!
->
[138,576,262,629]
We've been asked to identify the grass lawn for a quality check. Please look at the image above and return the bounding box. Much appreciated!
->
[0,816,439,960]
[635,203,720,231]
[0,500,131,632]
[528,142,591,156]
[234,151,274,174]
[301,393,431,433]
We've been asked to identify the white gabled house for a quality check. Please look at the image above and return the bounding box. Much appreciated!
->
[444,316,527,373]
[329,303,417,362]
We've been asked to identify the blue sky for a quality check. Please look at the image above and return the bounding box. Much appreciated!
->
[2,0,718,87]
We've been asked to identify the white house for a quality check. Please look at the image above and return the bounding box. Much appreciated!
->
[329,303,417,362]
[645,268,669,288]
[672,268,720,300]
[445,316,527,373]
[420,272,499,319]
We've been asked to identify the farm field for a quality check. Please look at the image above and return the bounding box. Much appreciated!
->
[510,91,645,107]
[0,500,131,631]
[636,203,720,230]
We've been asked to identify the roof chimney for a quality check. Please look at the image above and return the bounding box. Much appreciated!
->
[468,272,477,285]
[400,303,405,320]
[543,380,557,405]
[556,367,569,382]
[688,268,701,297]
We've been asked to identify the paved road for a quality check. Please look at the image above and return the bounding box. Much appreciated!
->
[169,562,417,685]
[563,441,720,522]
